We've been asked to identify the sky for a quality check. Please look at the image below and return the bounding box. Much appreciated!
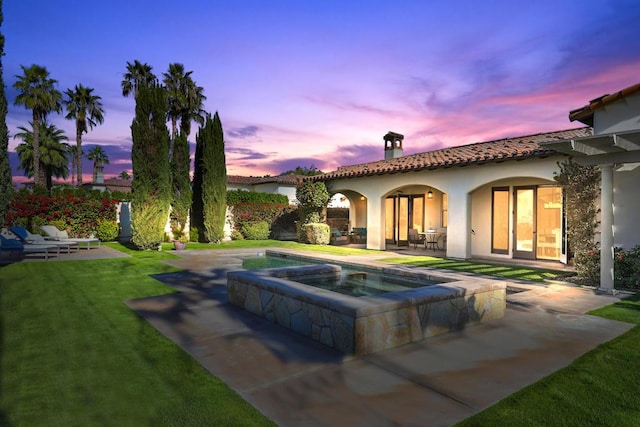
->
[4,0,640,184]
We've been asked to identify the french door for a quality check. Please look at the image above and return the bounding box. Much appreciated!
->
[513,186,563,261]
[385,195,424,245]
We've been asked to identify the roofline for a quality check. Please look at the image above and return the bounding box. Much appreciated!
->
[309,127,587,182]
[569,82,640,126]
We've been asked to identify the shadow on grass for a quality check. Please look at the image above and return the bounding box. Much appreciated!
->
[129,264,345,369]
[382,257,571,282]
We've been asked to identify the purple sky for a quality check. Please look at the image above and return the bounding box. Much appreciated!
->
[4,0,639,183]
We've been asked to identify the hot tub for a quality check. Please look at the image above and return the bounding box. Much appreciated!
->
[227,260,506,356]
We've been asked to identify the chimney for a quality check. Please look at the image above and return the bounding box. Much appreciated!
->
[384,131,404,160]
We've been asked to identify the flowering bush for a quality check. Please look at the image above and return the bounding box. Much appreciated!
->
[6,190,118,238]
[574,245,600,285]
[615,245,640,289]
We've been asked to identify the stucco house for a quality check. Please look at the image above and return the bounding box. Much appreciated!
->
[312,82,640,292]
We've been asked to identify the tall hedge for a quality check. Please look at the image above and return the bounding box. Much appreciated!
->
[0,1,12,227]
[196,111,227,243]
[170,130,191,234]
[130,84,171,249]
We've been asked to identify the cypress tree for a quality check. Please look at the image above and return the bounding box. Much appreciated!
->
[130,84,171,249]
[0,1,13,226]
[197,111,227,242]
[170,130,191,236]
[191,126,204,241]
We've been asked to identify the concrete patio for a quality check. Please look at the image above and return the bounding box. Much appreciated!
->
[126,249,634,426]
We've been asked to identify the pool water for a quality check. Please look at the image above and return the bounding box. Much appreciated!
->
[241,255,311,270]
[242,255,438,297]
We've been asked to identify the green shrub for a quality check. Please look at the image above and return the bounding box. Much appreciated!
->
[303,223,330,245]
[231,230,244,240]
[189,227,199,242]
[227,189,288,205]
[615,245,640,290]
[574,245,600,285]
[30,216,46,234]
[242,221,270,240]
[96,219,119,241]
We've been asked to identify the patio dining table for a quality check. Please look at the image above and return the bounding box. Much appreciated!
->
[419,231,441,250]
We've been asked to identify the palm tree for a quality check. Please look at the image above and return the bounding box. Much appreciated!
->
[180,79,206,137]
[13,64,62,187]
[122,60,157,100]
[163,63,191,141]
[86,146,109,183]
[14,121,69,190]
[162,63,206,140]
[118,171,131,180]
[64,84,105,186]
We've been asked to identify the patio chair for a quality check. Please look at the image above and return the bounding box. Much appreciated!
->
[41,225,101,249]
[0,234,58,260]
[408,228,425,249]
[10,226,79,254]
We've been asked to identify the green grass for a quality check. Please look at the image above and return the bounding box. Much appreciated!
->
[457,294,640,426]
[156,238,378,255]
[3,240,639,426]
[0,246,273,426]
[381,255,570,282]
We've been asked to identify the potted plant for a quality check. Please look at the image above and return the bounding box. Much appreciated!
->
[171,226,188,250]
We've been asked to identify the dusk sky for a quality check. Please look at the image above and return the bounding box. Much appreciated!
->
[4,0,639,183]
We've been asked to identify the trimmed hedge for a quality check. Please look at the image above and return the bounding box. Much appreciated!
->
[227,189,288,205]
[304,223,330,245]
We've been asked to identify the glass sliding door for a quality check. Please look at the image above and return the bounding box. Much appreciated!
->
[514,187,535,259]
[492,187,509,254]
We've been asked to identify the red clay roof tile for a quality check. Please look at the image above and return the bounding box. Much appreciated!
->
[312,128,592,181]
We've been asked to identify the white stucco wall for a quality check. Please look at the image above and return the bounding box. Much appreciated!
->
[594,92,640,134]
[326,156,567,258]
[470,177,556,259]
[613,165,640,250]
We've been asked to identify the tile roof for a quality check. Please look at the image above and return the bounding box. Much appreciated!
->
[227,174,304,185]
[569,82,640,126]
[311,128,593,181]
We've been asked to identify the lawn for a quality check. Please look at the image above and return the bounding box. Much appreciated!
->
[0,246,273,426]
[457,294,640,426]
[381,255,571,282]
[2,241,638,426]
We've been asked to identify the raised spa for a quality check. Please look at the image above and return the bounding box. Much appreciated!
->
[227,253,506,356]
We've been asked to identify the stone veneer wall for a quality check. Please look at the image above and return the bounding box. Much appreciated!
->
[227,265,506,356]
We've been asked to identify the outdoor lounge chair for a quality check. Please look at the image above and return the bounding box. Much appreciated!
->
[0,234,58,260]
[10,226,79,254]
[40,225,101,249]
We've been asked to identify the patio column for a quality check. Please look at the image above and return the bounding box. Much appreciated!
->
[445,192,471,259]
[599,163,614,293]
[366,196,384,250]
